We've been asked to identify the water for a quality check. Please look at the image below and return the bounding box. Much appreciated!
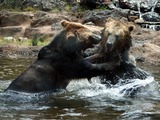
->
[141,24,160,31]
[137,0,142,19]
[0,57,160,120]
[134,0,160,30]
[150,0,158,12]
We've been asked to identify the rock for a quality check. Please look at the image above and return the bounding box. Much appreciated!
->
[18,37,28,42]
[131,43,160,65]
[119,0,160,13]
[128,15,139,21]
[31,11,70,27]
[142,12,160,22]
[24,27,41,38]
[0,44,41,57]
[0,0,4,4]
[51,23,63,31]
[3,36,15,41]
[24,26,54,38]
[21,0,67,11]
[79,0,103,9]
[0,26,22,37]
[21,0,43,9]
[82,10,127,26]
[155,2,160,14]
[131,28,160,65]
[150,31,160,47]
[41,0,53,11]
[79,0,120,10]
[0,11,32,27]
[34,11,47,18]
[31,17,56,27]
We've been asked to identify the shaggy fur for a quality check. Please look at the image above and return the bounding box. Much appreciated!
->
[6,20,116,93]
[84,18,149,84]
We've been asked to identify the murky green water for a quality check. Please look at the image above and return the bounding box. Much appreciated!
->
[0,57,160,120]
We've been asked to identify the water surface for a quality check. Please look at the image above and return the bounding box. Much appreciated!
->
[0,57,160,120]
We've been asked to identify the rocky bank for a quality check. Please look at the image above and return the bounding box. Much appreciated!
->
[0,0,160,65]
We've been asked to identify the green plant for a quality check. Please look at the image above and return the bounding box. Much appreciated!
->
[31,34,51,46]
[51,6,59,13]
[37,35,51,46]
[32,34,39,46]
[65,4,70,12]
[23,6,37,12]
[96,5,108,10]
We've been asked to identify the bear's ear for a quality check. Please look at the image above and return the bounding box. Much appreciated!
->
[128,25,135,32]
[61,20,85,29]
[61,20,70,28]
[66,31,75,38]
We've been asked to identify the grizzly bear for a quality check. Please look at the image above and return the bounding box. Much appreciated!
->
[5,20,117,93]
[84,17,149,84]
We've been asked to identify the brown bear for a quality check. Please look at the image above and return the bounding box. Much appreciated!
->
[5,20,117,93]
[84,17,149,84]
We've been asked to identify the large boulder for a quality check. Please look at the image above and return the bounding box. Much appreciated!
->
[0,11,32,27]
[131,43,160,65]
[31,11,69,27]
[0,26,22,37]
[82,10,127,26]
[21,0,68,11]
[24,26,54,38]
[0,44,40,57]
[131,28,160,65]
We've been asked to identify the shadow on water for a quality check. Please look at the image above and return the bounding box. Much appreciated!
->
[0,56,160,120]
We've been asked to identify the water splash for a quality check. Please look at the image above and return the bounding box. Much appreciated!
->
[137,1,142,19]
[150,0,158,12]
[67,76,157,98]
[142,24,160,30]
[135,0,158,19]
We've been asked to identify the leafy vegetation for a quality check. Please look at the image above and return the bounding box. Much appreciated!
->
[0,37,50,47]
[23,6,38,12]
[65,4,70,12]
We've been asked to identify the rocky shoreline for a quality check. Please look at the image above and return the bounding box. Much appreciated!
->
[0,0,160,65]
[0,27,159,65]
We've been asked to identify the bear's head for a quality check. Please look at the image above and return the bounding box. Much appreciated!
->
[101,17,134,52]
[60,20,102,53]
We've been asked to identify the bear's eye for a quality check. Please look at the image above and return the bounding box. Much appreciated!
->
[115,35,119,39]
[73,30,78,34]
[108,32,111,36]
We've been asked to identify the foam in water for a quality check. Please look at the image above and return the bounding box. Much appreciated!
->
[137,0,142,19]
[67,76,155,99]
[150,0,158,12]
[142,24,160,30]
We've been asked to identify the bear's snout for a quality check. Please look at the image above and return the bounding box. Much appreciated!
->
[106,35,116,51]
[89,34,102,44]
[106,42,113,51]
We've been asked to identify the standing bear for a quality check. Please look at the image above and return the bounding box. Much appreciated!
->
[5,20,117,93]
[84,17,149,84]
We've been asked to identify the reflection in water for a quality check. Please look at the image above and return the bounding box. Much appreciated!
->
[0,56,35,80]
[0,57,160,120]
